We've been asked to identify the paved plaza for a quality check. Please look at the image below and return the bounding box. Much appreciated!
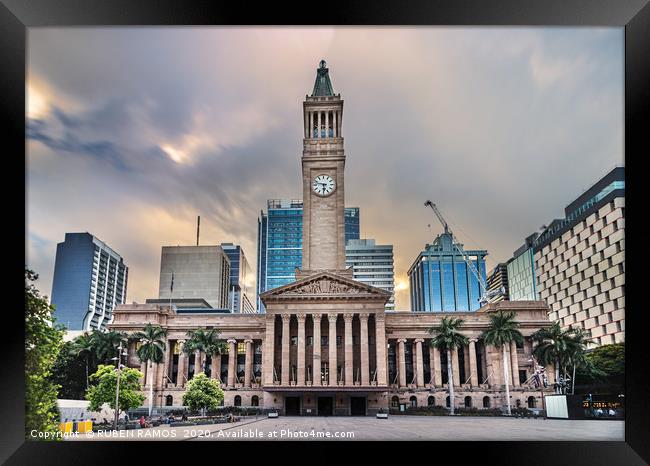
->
[67,416,624,441]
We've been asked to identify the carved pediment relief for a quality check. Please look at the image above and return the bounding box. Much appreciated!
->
[260,271,390,301]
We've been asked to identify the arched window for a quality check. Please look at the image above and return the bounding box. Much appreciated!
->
[410,396,417,407]
[464,396,472,408]
[446,396,450,408]
[483,396,490,408]
[251,396,259,407]
[234,395,241,407]
[165,395,173,406]
[528,396,536,408]
[427,396,435,407]
[391,396,399,407]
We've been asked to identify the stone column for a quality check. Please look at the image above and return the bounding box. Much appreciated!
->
[309,112,314,139]
[451,348,460,387]
[176,340,186,387]
[432,345,442,387]
[312,313,322,386]
[397,338,407,387]
[304,111,308,138]
[263,315,275,385]
[317,112,322,138]
[281,313,291,385]
[244,339,253,387]
[469,339,479,387]
[297,315,306,385]
[510,341,520,387]
[359,313,370,385]
[211,353,221,381]
[337,110,342,136]
[160,343,171,389]
[414,338,425,387]
[333,110,337,137]
[328,313,337,385]
[375,314,387,385]
[194,351,202,375]
[325,110,329,137]
[344,313,354,385]
[227,339,237,387]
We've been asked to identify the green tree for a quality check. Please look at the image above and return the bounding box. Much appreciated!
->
[428,316,469,415]
[86,364,144,421]
[68,332,97,391]
[576,342,624,393]
[481,310,524,416]
[531,322,591,394]
[50,340,88,400]
[92,330,127,364]
[134,323,167,416]
[184,328,227,376]
[182,372,224,415]
[25,269,65,439]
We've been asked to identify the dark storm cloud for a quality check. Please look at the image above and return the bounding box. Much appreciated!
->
[26,28,623,308]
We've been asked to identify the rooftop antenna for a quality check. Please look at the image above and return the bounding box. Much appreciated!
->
[196,216,200,246]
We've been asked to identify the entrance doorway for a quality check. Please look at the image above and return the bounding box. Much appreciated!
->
[350,396,367,416]
[285,397,301,416]
[318,397,334,416]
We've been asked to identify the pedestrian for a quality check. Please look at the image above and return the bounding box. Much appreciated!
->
[139,415,146,428]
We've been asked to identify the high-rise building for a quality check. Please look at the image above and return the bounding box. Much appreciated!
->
[158,245,231,309]
[256,200,359,311]
[408,232,487,312]
[220,243,255,313]
[51,232,128,331]
[507,233,539,301]
[345,239,395,310]
[486,263,509,303]
[532,167,625,346]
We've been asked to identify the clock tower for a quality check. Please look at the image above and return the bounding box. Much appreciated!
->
[301,60,347,275]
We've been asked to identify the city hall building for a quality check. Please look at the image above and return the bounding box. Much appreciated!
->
[110,61,554,416]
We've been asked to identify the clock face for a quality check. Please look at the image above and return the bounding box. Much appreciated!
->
[312,174,335,196]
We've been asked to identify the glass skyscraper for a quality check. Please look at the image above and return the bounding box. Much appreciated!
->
[257,200,360,311]
[408,233,487,312]
[220,243,255,313]
[51,232,128,331]
[346,239,395,310]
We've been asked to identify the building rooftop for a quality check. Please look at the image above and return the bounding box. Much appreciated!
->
[311,59,334,96]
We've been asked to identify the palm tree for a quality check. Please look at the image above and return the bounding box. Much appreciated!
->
[134,324,167,417]
[481,310,524,416]
[184,329,227,378]
[69,332,96,391]
[92,329,128,364]
[428,316,469,415]
[532,323,592,394]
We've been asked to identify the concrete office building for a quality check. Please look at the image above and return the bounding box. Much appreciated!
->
[507,233,539,301]
[111,60,554,415]
[220,243,256,313]
[486,263,509,303]
[346,239,395,310]
[51,232,128,331]
[408,232,488,312]
[256,200,360,311]
[532,167,625,346]
[158,245,231,310]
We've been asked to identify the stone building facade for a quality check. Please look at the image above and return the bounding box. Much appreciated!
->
[109,60,555,415]
[110,299,554,415]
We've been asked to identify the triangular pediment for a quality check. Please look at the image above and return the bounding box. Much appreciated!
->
[260,271,391,302]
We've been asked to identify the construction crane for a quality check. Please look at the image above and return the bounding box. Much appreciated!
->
[424,200,505,306]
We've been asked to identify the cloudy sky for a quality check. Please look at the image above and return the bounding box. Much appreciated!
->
[26,27,623,310]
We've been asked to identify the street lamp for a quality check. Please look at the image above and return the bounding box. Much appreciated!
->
[112,343,129,430]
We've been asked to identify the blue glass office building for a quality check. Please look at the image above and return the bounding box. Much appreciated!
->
[408,233,487,312]
[257,200,359,311]
[51,232,128,330]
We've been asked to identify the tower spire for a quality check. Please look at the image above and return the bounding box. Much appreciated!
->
[311,59,334,96]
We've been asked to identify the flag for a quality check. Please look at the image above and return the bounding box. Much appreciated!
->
[170,272,174,294]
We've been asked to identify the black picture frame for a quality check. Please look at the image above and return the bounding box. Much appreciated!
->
[2,0,648,463]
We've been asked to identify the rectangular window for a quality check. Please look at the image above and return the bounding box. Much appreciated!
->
[322,336,328,347]
[237,342,246,354]
[291,336,298,346]
[336,336,342,347]
[307,336,313,346]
